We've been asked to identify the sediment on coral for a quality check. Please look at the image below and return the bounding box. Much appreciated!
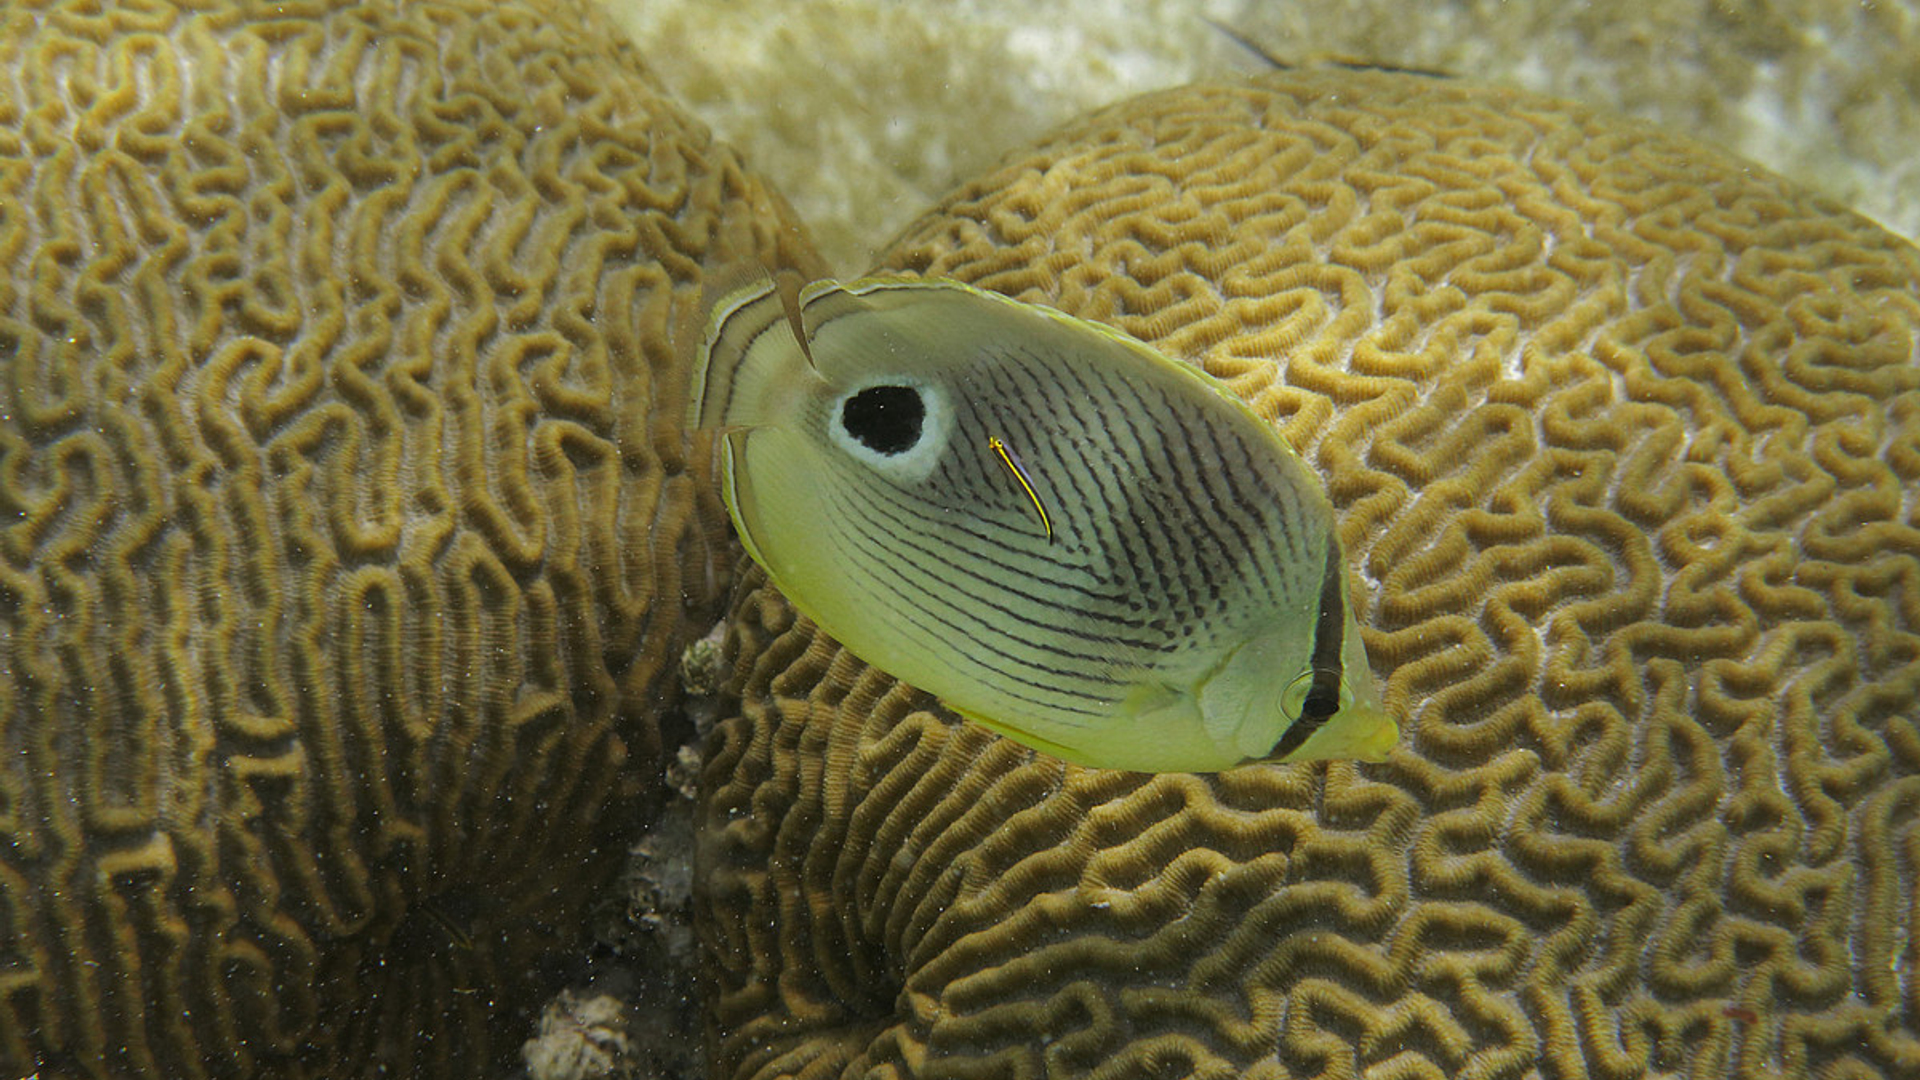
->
[0,2,816,1078]
[695,71,1920,1080]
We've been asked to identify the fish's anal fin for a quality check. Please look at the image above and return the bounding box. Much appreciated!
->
[951,705,1100,768]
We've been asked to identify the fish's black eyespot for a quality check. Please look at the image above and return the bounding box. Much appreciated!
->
[841,384,924,455]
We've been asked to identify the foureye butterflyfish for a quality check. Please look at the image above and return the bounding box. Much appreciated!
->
[686,274,1399,773]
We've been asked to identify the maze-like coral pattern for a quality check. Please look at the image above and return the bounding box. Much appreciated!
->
[696,72,1920,1079]
[0,2,813,1077]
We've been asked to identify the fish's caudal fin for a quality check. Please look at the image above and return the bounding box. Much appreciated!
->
[686,269,820,432]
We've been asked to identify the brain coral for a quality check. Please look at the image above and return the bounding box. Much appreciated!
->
[695,71,1920,1079]
[0,1,814,1077]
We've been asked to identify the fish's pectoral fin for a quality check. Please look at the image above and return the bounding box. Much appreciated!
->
[1114,679,1185,719]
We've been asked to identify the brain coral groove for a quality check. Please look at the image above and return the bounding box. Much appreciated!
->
[0,1,815,1077]
[695,73,1920,1079]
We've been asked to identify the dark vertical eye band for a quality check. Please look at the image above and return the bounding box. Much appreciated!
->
[1267,531,1348,760]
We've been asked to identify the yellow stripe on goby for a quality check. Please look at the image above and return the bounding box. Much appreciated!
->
[987,435,1054,544]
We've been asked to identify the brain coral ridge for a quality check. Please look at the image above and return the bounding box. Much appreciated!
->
[0,1,816,1077]
[695,72,1920,1080]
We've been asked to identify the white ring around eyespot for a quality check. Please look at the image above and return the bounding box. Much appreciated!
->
[827,377,952,484]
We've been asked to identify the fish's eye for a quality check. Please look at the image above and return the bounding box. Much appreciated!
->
[1279,670,1314,723]
[1279,667,1348,723]
[840,384,924,455]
